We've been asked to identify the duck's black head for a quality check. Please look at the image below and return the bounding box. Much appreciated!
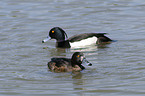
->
[71,52,92,70]
[42,27,68,43]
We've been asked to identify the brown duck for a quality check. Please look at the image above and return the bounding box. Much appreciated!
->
[47,52,92,72]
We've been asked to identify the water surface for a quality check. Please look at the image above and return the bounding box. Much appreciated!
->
[1,0,145,96]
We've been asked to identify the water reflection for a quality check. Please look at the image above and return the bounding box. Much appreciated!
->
[72,72,84,91]
[43,42,111,57]
[71,43,111,52]
[43,43,111,60]
[43,47,70,57]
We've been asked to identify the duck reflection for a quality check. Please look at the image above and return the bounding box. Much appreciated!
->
[71,43,110,53]
[72,72,84,90]
[43,47,70,57]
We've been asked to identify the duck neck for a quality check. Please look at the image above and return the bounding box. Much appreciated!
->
[56,40,71,48]
[71,60,85,70]
[56,38,65,42]
[78,64,85,70]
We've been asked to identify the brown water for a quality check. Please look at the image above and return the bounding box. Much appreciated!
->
[1,0,145,96]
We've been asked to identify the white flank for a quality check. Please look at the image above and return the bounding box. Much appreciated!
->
[70,36,97,48]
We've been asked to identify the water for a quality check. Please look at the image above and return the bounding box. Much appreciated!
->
[1,0,145,95]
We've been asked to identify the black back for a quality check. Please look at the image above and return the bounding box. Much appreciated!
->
[68,33,112,43]
[50,58,71,67]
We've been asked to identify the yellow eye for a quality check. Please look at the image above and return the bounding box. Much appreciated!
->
[77,55,80,57]
[52,31,54,33]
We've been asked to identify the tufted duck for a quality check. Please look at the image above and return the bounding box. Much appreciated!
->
[42,27,112,48]
[47,52,92,72]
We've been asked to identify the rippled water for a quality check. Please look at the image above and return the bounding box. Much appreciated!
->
[1,0,145,95]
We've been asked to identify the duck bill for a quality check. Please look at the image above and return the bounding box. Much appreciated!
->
[83,58,92,66]
[42,37,51,43]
